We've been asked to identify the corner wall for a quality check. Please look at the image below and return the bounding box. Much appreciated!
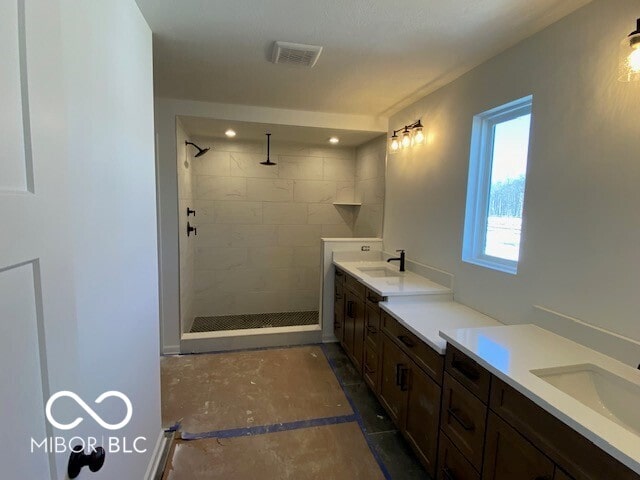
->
[176,120,196,333]
[354,135,386,237]
[384,0,640,363]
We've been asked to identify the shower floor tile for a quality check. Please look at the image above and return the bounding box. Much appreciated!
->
[162,422,385,480]
[161,346,352,433]
[190,311,319,333]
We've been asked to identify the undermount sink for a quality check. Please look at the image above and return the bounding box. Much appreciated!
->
[531,364,640,435]
[357,266,402,278]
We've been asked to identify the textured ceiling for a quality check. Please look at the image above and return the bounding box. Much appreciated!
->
[179,116,384,147]
[137,0,591,116]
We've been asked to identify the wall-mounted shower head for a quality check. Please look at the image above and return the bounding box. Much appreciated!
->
[185,141,210,157]
[260,132,276,166]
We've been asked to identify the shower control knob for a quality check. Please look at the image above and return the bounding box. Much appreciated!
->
[187,222,197,237]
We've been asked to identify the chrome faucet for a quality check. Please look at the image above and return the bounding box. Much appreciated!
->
[387,250,405,272]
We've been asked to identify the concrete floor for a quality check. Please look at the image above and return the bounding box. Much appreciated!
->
[161,344,428,479]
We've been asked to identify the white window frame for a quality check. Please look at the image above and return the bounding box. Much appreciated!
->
[462,95,533,275]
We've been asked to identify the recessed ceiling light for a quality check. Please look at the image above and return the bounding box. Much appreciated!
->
[225,129,236,138]
[329,137,339,144]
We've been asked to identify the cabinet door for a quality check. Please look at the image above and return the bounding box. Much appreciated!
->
[405,365,442,478]
[437,434,480,480]
[343,291,357,357]
[483,412,555,480]
[378,334,409,427]
[364,303,381,350]
[440,373,487,471]
[351,295,366,372]
[363,341,379,392]
[334,281,345,342]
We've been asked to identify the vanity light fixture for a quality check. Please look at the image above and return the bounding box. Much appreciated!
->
[225,129,236,138]
[388,120,424,153]
[619,18,640,82]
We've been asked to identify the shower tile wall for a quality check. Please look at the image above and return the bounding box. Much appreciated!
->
[190,138,359,318]
[177,120,196,333]
[354,136,386,238]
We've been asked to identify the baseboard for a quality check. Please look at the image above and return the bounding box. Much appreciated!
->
[144,430,173,480]
[180,328,323,354]
[162,344,180,355]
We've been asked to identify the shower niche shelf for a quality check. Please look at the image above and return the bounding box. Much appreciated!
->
[332,202,362,206]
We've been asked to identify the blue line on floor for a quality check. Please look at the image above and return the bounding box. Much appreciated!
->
[180,413,357,441]
[320,343,393,480]
[161,343,324,358]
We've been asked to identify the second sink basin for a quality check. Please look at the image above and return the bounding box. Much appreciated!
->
[531,363,640,435]
[357,266,403,278]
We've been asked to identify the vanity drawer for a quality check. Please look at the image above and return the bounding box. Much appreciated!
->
[445,345,491,403]
[382,312,444,384]
[440,373,487,471]
[437,433,480,480]
[345,273,366,299]
[365,288,384,306]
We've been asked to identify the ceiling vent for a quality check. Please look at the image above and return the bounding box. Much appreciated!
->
[271,41,323,68]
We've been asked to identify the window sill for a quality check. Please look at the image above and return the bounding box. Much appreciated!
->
[462,256,518,275]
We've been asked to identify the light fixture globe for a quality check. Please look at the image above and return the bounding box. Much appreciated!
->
[389,133,400,153]
[619,18,640,82]
[401,127,412,149]
[412,122,425,145]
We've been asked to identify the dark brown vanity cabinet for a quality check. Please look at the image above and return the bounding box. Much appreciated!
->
[405,363,442,476]
[342,271,367,373]
[379,314,443,478]
[333,269,345,343]
[332,267,639,480]
[379,333,410,425]
[363,290,382,391]
[437,346,640,480]
[482,412,554,480]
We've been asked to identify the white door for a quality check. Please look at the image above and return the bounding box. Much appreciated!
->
[1,0,161,478]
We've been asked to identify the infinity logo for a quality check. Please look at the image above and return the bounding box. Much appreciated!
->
[45,391,133,431]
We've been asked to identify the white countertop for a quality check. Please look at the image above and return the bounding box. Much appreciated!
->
[440,324,640,474]
[379,300,502,354]
[333,259,452,297]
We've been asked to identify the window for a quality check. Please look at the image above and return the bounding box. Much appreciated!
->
[462,95,532,274]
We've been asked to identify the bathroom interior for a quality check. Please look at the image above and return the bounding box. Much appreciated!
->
[175,116,387,337]
[149,0,640,478]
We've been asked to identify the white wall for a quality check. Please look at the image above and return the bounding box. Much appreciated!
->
[385,0,640,363]
[176,120,196,333]
[354,135,386,237]
[61,0,161,477]
[155,98,386,352]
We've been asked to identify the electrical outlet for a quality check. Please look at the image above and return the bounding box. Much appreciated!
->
[361,245,370,252]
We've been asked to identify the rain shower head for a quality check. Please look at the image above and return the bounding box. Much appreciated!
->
[260,132,276,166]
[185,141,210,157]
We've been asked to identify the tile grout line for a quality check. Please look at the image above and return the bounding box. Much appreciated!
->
[320,343,393,480]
